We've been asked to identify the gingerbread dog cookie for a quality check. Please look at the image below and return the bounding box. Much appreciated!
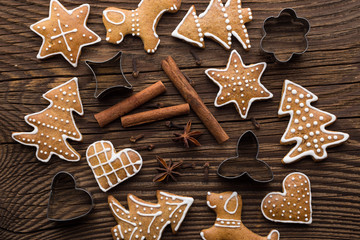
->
[261,172,312,224]
[108,191,193,240]
[172,0,252,50]
[201,192,280,240]
[279,80,349,164]
[205,50,272,119]
[103,0,181,53]
[86,140,143,192]
[30,0,101,67]
[12,78,83,162]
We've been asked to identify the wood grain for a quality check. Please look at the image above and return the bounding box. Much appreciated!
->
[0,0,359,239]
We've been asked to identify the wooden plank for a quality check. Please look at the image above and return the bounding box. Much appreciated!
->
[0,0,359,239]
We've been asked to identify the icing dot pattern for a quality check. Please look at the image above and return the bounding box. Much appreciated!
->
[30,0,100,67]
[261,172,312,224]
[108,192,193,240]
[172,0,252,50]
[205,50,272,119]
[12,78,83,162]
[279,80,349,163]
[103,0,180,54]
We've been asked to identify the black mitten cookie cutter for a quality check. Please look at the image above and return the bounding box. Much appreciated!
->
[85,51,133,99]
[260,8,310,63]
[47,171,94,222]
[217,131,274,183]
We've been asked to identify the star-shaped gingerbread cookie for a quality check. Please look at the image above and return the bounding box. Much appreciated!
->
[30,0,101,67]
[205,50,273,119]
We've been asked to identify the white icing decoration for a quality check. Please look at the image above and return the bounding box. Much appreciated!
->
[205,50,273,119]
[103,9,126,25]
[261,172,312,224]
[224,192,238,214]
[137,211,162,233]
[278,80,349,164]
[12,78,83,162]
[159,191,194,231]
[86,140,143,192]
[207,201,216,209]
[29,0,101,67]
[110,192,193,240]
[172,0,252,50]
[172,6,203,48]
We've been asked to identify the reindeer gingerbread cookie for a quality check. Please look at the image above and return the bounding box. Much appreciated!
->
[103,0,181,53]
[201,192,280,240]
[108,191,193,240]
[172,0,252,50]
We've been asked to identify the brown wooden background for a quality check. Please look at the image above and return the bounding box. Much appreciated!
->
[1,0,359,239]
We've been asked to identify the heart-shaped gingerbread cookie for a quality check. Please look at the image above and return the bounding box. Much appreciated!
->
[261,172,312,224]
[86,140,142,192]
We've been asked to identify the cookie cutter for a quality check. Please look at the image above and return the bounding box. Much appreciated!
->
[260,8,310,63]
[85,51,133,99]
[47,171,94,222]
[217,131,274,183]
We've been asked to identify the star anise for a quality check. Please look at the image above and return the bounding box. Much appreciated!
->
[172,120,203,148]
[153,156,183,182]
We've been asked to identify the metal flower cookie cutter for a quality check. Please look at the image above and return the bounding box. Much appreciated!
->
[47,171,94,222]
[260,8,310,63]
[85,51,133,99]
[217,131,274,183]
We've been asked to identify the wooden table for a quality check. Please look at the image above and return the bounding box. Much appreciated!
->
[1,0,359,239]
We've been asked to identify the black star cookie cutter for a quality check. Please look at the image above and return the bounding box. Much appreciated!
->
[47,171,94,222]
[217,131,274,183]
[85,51,133,99]
[260,8,310,63]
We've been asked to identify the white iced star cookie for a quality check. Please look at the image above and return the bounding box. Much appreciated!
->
[30,0,101,67]
[205,50,273,119]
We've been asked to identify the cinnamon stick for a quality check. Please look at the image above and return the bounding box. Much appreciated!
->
[121,103,190,128]
[94,81,166,127]
[161,56,229,144]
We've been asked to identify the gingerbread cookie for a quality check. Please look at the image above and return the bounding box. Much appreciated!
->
[103,0,181,53]
[108,191,193,240]
[12,78,83,162]
[261,172,312,224]
[201,192,280,240]
[205,50,273,119]
[30,0,101,67]
[86,140,142,192]
[279,80,349,164]
[172,0,252,50]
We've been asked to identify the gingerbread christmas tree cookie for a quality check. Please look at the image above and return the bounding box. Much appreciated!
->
[279,80,349,164]
[12,78,84,162]
[172,0,252,50]
[205,50,273,119]
[108,191,193,240]
[30,0,101,67]
[103,0,181,53]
